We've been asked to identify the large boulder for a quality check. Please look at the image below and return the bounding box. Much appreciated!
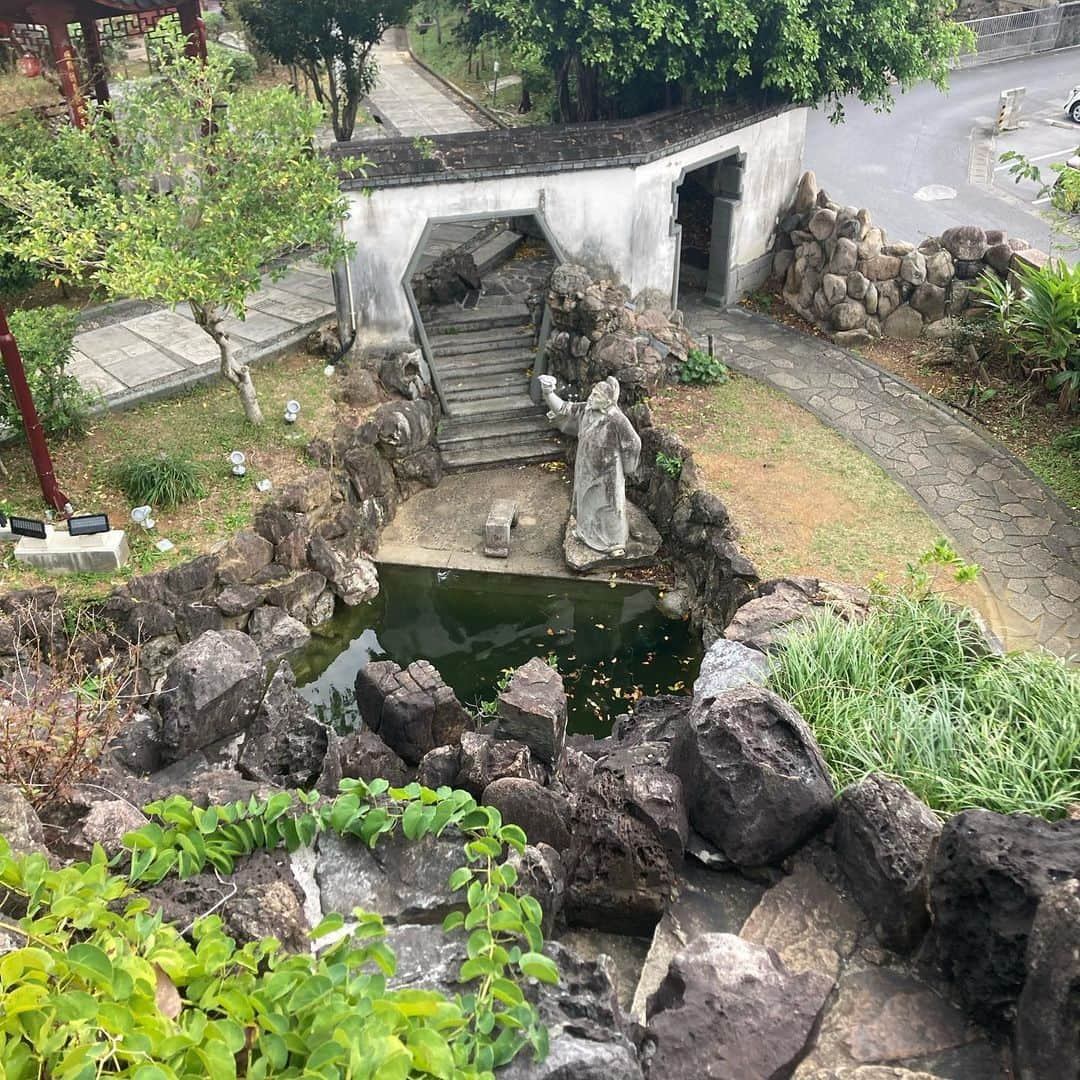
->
[307,534,378,606]
[215,531,274,586]
[156,630,264,764]
[692,638,769,708]
[355,659,471,766]
[941,225,987,261]
[319,728,414,792]
[1014,879,1080,1079]
[929,809,1080,1024]
[832,774,942,953]
[237,662,328,789]
[493,658,567,767]
[315,827,465,924]
[645,933,834,1079]
[246,605,311,661]
[370,399,434,460]
[482,777,572,852]
[670,688,834,866]
[724,577,869,653]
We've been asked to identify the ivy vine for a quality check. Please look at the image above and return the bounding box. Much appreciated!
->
[0,779,557,1079]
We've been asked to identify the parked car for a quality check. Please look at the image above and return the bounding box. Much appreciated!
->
[1064,85,1080,122]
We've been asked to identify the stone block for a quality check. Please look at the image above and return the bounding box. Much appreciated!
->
[494,657,567,766]
[14,528,130,575]
[484,498,518,559]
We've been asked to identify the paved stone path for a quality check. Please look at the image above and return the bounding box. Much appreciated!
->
[684,297,1080,657]
[367,35,484,136]
[70,260,336,408]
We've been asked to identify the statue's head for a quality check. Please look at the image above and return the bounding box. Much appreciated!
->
[586,376,620,414]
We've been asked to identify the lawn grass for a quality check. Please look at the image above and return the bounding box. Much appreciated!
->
[768,593,1080,819]
[650,376,957,586]
[0,348,365,604]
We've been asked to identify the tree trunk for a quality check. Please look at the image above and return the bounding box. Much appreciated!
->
[191,301,263,425]
[556,53,574,123]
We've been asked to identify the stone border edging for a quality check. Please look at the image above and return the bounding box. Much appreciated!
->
[731,305,1076,521]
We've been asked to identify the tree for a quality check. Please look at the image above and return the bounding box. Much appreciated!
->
[469,0,971,123]
[235,0,415,141]
[0,28,353,425]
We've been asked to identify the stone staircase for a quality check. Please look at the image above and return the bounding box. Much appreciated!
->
[427,304,565,472]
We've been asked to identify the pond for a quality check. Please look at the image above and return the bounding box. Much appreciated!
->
[292,564,703,738]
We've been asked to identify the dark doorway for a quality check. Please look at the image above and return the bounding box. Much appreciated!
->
[676,152,744,304]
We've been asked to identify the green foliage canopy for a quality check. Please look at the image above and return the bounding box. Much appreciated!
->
[235,0,415,140]
[470,0,971,121]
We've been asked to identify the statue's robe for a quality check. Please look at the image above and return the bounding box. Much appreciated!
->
[550,400,641,553]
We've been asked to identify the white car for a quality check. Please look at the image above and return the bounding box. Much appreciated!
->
[1065,85,1080,123]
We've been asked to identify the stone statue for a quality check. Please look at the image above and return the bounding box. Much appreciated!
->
[538,374,641,556]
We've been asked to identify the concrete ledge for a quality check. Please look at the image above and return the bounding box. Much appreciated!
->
[15,528,130,574]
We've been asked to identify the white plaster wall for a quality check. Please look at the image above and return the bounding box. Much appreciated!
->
[343,107,807,344]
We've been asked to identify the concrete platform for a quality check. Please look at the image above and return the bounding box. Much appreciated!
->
[14,528,130,574]
[378,464,645,583]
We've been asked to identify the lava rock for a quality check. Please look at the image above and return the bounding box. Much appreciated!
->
[0,784,48,857]
[238,662,328,789]
[321,728,414,791]
[371,399,434,460]
[455,731,546,796]
[246,605,311,661]
[832,773,942,953]
[156,630,263,764]
[416,744,461,789]
[308,534,379,606]
[482,777,573,852]
[506,842,566,935]
[929,809,1080,1024]
[355,659,471,766]
[1014,879,1080,1079]
[692,638,769,708]
[670,688,834,866]
[494,657,568,767]
[645,933,833,1079]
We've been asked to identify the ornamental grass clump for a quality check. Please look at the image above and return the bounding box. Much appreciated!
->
[113,451,206,508]
[768,592,1080,819]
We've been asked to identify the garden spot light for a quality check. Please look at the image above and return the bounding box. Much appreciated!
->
[130,505,155,530]
[229,451,247,477]
[284,400,301,424]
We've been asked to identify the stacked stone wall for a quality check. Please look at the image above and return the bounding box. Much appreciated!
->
[773,170,1046,346]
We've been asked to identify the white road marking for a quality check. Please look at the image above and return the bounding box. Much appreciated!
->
[994,147,1077,171]
[1033,195,1054,205]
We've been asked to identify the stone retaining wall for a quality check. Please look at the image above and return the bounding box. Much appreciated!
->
[773,170,1047,346]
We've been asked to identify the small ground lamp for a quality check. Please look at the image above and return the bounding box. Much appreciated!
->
[131,505,155,530]
[229,450,247,477]
[283,400,301,424]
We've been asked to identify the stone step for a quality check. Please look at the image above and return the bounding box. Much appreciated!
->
[426,305,531,334]
[444,381,532,403]
[438,412,552,445]
[443,394,540,420]
[430,329,534,358]
[442,370,531,393]
[437,355,536,380]
[440,440,564,473]
[438,427,562,457]
[472,230,525,275]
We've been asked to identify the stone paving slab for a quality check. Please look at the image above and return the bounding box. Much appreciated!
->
[685,297,1080,657]
[72,265,336,408]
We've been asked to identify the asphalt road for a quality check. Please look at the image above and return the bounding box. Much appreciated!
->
[804,48,1080,253]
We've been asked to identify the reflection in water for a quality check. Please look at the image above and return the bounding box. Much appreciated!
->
[291,565,702,737]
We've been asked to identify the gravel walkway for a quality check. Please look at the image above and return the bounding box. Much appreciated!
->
[684,298,1080,657]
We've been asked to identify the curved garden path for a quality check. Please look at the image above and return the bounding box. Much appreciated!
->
[683,297,1080,657]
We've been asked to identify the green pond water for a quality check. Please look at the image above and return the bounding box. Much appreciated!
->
[292,564,703,737]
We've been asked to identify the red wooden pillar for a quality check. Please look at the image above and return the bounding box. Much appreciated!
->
[176,0,206,61]
[44,16,86,129]
[0,306,71,515]
[79,17,109,106]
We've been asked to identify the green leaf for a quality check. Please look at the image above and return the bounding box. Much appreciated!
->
[310,912,345,939]
[519,952,559,985]
[67,943,113,990]
[448,867,473,891]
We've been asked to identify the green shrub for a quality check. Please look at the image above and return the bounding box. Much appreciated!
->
[972,261,1080,411]
[208,41,257,83]
[3,306,95,438]
[113,451,206,508]
[0,114,93,299]
[0,780,554,1077]
[655,450,683,478]
[678,346,730,386]
[768,592,1080,818]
